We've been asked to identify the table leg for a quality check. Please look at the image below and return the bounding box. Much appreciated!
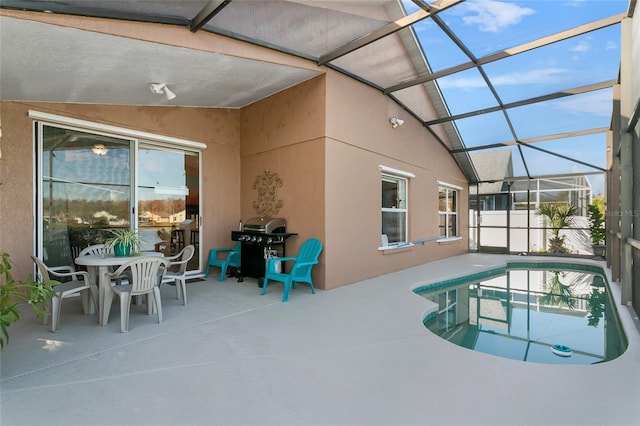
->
[99,266,114,326]
[84,266,98,316]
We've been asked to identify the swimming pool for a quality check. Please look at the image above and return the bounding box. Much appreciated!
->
[414,262,628,365]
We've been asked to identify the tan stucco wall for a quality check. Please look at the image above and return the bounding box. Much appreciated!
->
[323,71,468,289]
[240,77,327,287]
[238,70,469,291]
[0,101,241,280]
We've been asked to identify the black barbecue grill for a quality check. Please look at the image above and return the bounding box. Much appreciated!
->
[231,217,296,283]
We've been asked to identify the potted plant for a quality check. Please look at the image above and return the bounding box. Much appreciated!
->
[104,229,143,257]
[1,253,58,349]
[536,203,578,253]
[588,203,606,259]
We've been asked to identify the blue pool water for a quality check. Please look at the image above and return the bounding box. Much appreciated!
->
[414,262,628,365]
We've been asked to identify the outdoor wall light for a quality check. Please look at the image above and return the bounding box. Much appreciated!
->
[149,82,176,100]
[92,144,109,156]
[389,117,404,129]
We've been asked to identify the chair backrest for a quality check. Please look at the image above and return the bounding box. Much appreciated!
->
[292,238,323,278]
[297,238,323,261]
[78,244,112,257]
[171,245,195,275]
[229,241,241,263]
[31,256,51,281]
[116,257,171,295]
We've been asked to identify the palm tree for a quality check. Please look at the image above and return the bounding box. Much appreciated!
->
[536,203,578,253]
[539,271,576,309]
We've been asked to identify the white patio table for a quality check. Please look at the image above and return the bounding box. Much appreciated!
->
[75,252,163,326]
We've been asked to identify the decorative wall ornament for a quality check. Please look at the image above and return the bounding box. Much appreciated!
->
[253,169,284,218]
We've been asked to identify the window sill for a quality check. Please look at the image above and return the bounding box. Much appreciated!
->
[378,243,415,251]
[436,236,462,244]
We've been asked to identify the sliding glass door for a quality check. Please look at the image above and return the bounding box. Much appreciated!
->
[39,125,132,267]
[137,143,200,271]
[37,123,201,273]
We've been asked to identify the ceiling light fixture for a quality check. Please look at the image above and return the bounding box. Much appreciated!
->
[389,117,404,129]
[92,144,109,156]
[149,82,176,100]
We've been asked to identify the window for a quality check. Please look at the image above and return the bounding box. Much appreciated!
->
[33,113,204,273]
[439,184,459,239]
[381,173,408,245]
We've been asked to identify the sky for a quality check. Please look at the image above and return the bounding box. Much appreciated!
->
[402,0,629,195]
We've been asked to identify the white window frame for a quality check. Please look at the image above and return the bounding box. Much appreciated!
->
[438,181,462,242]
[380,167,412,249]
[31,110,206,275]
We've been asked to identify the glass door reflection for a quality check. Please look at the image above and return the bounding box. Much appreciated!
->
[40,125,131,267]
[137,144,200,272]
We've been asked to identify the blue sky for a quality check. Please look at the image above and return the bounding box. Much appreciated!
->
[402,0,628,194]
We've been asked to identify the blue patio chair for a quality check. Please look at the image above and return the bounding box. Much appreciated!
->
[262,238,323,302]
[205,242,241,281]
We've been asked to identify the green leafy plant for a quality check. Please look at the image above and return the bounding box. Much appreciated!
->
[1,253,58,349]
[588,204,606,246]
[587,287,606,327]
[536,203,578,253]
[104,228,144,256]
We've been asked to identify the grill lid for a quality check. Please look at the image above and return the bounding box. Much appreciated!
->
[242,217,286,234]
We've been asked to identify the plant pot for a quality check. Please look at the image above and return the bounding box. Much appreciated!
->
[592,244,606,259]
[113,242,131,257]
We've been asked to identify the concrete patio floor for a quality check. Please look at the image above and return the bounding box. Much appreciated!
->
[1,253,639,426]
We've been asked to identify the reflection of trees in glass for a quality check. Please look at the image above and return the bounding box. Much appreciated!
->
[587,287,606,327]
[139,198,185,223]
[67,224,110,248]
[540,271,576,309]
[46,197,129,224]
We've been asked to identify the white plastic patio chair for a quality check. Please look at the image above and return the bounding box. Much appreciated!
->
[31,256,97,332]
[105,256,171,332]
[78,244,112,257]
[161,245,195,306]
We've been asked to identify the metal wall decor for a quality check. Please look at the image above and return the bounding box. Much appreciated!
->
[253,169,284,218]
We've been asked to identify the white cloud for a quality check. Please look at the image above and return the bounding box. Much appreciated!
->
[554,90,612,116]
[461,0,535,33]
[606,41,617,50]
[439,68,566,89]
[564,0,588,7]
[571,41,590,53]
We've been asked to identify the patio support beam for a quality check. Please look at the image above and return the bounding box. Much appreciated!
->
[317,0,463,65]
[449,127,609,154]
[424,80,616,126]
[521,143,606,172]
[627,97,640,132]
[190,0,232,33]
[618,16,633,304]
[385,13,624,94]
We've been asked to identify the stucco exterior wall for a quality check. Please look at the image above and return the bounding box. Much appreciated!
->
[323,71,469,288]
[0,101,241,280]
[240,77,327,288]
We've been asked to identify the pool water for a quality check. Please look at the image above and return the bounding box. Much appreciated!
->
[415,263,628,365]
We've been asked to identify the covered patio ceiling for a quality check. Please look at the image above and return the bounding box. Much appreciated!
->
[0,0,630,189]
